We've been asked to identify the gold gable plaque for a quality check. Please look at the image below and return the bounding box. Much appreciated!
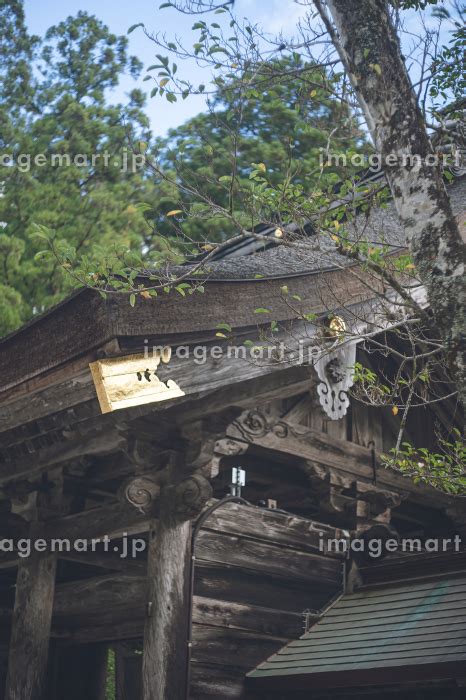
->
[89,348,185,414]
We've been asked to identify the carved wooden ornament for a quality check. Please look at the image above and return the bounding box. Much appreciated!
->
[89,349,185,414]
[314,342,356,420]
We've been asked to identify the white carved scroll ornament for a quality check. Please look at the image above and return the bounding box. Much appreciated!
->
[314,342,357,420]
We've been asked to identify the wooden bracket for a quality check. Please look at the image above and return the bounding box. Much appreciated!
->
[121,476,161,515]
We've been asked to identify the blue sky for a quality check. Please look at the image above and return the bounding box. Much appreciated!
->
[23,1,449,137]
[23,0,310,136]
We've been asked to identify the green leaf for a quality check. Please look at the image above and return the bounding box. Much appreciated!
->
[254,308,270,314]
[129,293,136,307]
[128,23,144,34]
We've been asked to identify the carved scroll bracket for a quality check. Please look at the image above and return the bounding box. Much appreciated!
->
[314,341,357,420]
[167,473,213,521]
[122,471,213,522]
[122,476,161,514]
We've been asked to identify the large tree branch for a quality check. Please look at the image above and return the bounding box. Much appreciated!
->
[315,0,465,403]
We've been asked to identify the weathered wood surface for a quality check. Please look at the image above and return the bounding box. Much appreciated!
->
[194,530,341,584]
[0,373,97,442]
[66,597,303,644]
[0,261,384,395]
[40,498,344,549]
[0,428,127,484]
[359,549,466,587]
[0,351,312,453]
[142,512,191,700]
[47,503,342,619]
[0,289,112,394]
[351,401,383,451]
[228,416,457,508]
[189,662,250,700]
[50,562,334,627]
[50,509,341,624]
[200,502,342,555]
[0,363,310,480]
[194,561,333,612]
[0,502,343,700]
[52,575,146,624]
[4,523,57,700]
[44,500,151,541]
[192,625,287,669]
[58,550,147,574]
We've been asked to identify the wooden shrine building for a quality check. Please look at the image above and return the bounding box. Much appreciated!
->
[0,173,464,699]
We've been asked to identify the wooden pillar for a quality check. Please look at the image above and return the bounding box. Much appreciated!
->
[5,472,63,700]
[140,474,212,700]
[5,522,57,700]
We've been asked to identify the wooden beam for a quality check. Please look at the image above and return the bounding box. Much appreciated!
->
[44,501,150,541]
[65,596,303,644]
[0,428,127,485]
[0,366,312,473]
[228,411,457,509]
[43,496,343,552]
[49,504,342,626]
[57,550,146,574]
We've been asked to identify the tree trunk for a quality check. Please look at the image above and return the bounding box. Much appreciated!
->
[5,522,57,700]
[318,0,465,401]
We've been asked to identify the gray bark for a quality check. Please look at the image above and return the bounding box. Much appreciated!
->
[318,0,465,400]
